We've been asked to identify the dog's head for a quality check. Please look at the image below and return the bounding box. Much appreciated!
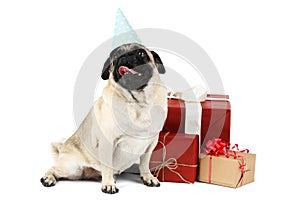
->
[101,43,165,91]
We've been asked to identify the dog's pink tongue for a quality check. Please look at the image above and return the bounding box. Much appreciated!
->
[118,66,139,76]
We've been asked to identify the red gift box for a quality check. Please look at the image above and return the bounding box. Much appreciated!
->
[150,132,199,183]
[162,94,231,145]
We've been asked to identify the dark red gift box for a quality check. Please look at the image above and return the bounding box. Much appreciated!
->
[162,94,231,145]
[150,132,199,183]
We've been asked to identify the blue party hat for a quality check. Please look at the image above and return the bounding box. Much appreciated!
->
[112,8,142,49]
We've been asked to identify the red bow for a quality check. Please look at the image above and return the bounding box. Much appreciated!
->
[203,138,249,186]
[203,138,249,158]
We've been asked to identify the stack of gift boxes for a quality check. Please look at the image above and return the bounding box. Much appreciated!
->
[150,94,256,188]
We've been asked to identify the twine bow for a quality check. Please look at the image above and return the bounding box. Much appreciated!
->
[150,133,197,183]
[203,138,249,186]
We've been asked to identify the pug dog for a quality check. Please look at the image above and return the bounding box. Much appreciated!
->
[40,43,168,194]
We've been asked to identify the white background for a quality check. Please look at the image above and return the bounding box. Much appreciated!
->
[0,0,299,199]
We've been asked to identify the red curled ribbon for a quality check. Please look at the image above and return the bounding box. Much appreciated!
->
[203,138,249,187]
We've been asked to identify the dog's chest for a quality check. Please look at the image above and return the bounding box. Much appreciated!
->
[127,103,152,124]
[116,103,166,136]
[115,136,152,154]
[112,136,154,172]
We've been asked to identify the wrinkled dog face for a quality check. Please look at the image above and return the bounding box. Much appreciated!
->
[102,43,165,91]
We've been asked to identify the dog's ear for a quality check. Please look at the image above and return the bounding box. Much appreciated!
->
[151,51,165,74]
[101,57,111,80]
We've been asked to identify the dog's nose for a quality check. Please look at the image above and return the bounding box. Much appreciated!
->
[127,55,138,65]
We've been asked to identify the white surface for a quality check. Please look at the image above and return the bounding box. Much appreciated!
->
[0,0,299,199]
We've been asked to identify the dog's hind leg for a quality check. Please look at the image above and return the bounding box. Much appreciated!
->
[40,151,87,187]
[41,136,102,187]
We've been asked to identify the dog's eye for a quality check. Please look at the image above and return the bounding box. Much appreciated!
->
[138,50,146,58]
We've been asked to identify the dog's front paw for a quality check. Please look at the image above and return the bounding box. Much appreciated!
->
[141,173,160,187]
[40,174,56,187]
[101,184,119,194]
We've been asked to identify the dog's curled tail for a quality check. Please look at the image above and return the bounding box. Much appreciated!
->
[50,139,65,161]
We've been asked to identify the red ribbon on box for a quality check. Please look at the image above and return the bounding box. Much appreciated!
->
[151,132,198,183]
[203,138,249,186]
